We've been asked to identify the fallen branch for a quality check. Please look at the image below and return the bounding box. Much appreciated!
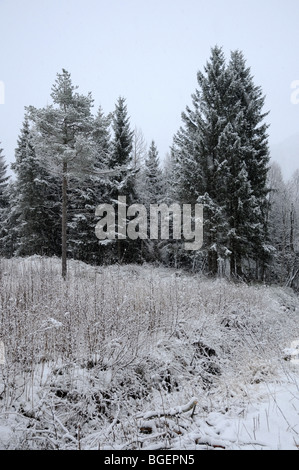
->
[139,397,198,421]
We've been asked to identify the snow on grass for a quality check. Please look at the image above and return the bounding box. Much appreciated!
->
[0,256,298,450]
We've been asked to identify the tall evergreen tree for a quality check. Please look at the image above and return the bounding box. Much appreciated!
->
[105,96,138,263]
[8,116,61,257]
[173,46,231,274]
[172,46,270,278]
[226,51,271,277]
[143,140,164,205]
[28,69,95,278]
[138,140,165,262]
[109,97,134,170]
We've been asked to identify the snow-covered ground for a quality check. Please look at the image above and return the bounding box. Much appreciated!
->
[181,372,299,450]
[0,256,298,450]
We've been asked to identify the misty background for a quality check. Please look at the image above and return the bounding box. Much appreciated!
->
[0,0,298,179]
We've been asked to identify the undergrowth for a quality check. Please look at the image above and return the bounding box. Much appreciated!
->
[0,256,298,449]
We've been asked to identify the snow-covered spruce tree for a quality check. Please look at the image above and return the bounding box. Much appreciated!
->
[28,69,95,278]
[172,46,270,279]
[92,106,112,166]
[0,144,10,256]
[143,140,164,205]
[226,50,271,278]
[6,116,61,257]
[68,106,113,264]
[158,149,184,268]
[105,96,139,263]
[172,46,231,274]
[138,140,165,262]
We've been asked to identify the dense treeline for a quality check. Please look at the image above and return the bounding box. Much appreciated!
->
[0,47,298,287]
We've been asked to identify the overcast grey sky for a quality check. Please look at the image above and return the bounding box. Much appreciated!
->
[0,0,298,178]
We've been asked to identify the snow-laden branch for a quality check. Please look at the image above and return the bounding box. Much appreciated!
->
[137,397,198,421]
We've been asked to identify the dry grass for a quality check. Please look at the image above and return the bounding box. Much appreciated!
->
[0,256,298,449]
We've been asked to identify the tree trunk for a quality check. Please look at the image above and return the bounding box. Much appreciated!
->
[208,250,218,275]
[230,247,242,278]
[62,162,67,279]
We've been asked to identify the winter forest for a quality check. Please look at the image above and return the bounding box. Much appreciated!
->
[0,46,299,451]
[0,46,298,285]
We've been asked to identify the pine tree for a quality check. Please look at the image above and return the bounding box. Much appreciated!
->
[28,69,95,278]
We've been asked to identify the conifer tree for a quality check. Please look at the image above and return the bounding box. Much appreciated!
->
[172,46,270,278]
[173,46,231,274]
[8,116,61,257]
[92,106,112,166]
[143,140,164,205]
[105,97,138,263]
[226,51,271,278]
[109,97,134,168]
[28,69,95,277]
[138,140,165,262]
